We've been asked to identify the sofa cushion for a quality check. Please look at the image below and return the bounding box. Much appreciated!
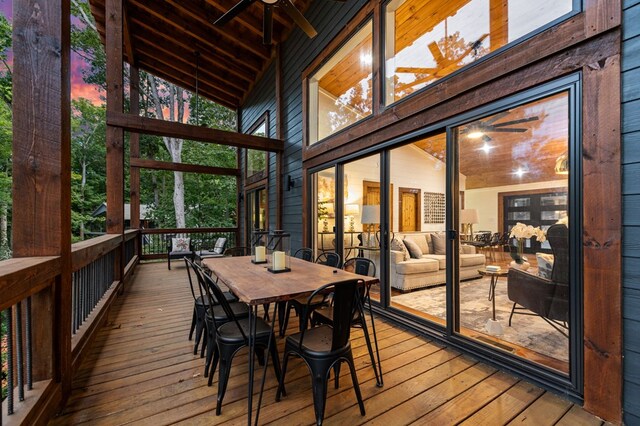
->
[403,238,423,259]
[391,238,410,261]
[460,253,486,267]
[404,234,430,254]
[430,232,447,255]
[536,252,554,279]
[422,254,445,269]
[395,259,439,274]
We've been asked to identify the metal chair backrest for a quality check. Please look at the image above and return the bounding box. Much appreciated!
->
[224,246,250,257]
[294,248,314,262]
[184,257,199,302]
[199,264,249,341]
[343,257,376,277]
[298,279,362,352]
[316,251,342,268]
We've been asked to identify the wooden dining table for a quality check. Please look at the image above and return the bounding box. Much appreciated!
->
[202,255,381,426]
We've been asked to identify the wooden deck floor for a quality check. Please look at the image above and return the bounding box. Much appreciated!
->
[50,262,604,425]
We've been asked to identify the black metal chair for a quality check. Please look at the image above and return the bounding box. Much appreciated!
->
[167,235,195,270]
[312,257,383,387]
[196,237,227,264]
[276,279,366,425]
[223,246,250,257]
[184,258,246,358]
[315,251,342,268]
[198,263,283,415]
[294,247,314,261]
[279,251,339,336]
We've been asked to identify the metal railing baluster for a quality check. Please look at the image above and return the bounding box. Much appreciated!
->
[15,302,24,401]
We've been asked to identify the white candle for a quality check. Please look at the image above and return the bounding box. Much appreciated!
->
[273,251,285,270]
[255,246,266,262]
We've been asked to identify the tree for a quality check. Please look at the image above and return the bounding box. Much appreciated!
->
[0,13,12,258]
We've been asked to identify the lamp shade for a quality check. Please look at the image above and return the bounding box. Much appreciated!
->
[361,205,380,224]
[460,208,479,224]
[345,204,359,216]
[555,153,569,175]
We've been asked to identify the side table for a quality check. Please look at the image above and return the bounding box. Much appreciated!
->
[478,268,509,335]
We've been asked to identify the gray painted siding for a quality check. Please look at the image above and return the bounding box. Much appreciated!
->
[241,0,368,251]
[623,0,640,422]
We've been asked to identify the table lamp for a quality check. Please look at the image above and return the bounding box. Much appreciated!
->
[345,204,359,232]
[460,208,479,240]
[361,205,380,247]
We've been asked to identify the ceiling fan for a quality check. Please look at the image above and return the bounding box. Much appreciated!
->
[395,33,488,91]
[461,112,540,141]
[214,0,321,45]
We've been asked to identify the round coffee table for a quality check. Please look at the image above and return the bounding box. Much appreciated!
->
[478,268,509,335]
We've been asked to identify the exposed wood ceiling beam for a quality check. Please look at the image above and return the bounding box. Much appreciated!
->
[133,37,245,99]
[107,112,284,152]
[130,16,257,82]
[130,158,241,176]
[129,0,271,62]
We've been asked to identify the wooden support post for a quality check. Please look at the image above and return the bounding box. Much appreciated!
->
[275,45,284,230]
[237,109,243,248]
[106,0,125,285]
[129,66,140,230]
[12,0,72,397]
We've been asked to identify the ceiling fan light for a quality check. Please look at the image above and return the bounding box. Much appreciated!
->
[555,153,569,175]
[467,130,484,139]
[262,0,278,4]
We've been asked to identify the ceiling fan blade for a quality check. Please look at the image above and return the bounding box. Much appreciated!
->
[214,0,255,26]
[263,4,273,45]
[484,111,510,125]
[491,116,540,127]
[488,128,529,133]
[395,67,438,74]
[428,41,445,65]
[279,0,317,38]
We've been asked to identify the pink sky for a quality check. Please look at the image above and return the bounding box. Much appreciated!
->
[1,0,105,105]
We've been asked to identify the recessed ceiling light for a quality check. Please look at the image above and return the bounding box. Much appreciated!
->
[513,167,527,177]
[360,53,372,67]
[480,143,493,154]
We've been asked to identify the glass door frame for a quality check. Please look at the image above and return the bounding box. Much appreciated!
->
[305,73,583,397]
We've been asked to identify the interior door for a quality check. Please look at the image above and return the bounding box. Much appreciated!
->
[363,180,393,232]
[399,188,420,231]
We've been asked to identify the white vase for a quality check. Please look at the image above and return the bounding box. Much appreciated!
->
[510,260,530,271]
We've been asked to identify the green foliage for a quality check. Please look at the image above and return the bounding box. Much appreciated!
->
[0,13,12,108]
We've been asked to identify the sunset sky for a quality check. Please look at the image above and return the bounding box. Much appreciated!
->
[1,0,105,105]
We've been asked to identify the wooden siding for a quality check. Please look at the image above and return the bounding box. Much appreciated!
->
[50,261,604,425]
[622,0,640,423]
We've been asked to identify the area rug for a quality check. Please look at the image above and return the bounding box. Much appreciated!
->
[392,277,569,362]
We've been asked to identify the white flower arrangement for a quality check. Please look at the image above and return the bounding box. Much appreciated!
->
[509,222,547,242]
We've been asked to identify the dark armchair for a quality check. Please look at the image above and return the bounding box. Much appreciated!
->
[507,224,569,336]
[167,235,195,270]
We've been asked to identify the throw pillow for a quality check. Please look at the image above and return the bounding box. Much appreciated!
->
[390,237,410,261]
[536,253,554,279]
[405,234,429,255]
[172,237,190,252]
[403,238,423,259]
[430,232,447,255]
[213,237,227,254]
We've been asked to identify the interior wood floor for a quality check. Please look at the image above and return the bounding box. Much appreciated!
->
[50,261,604,425]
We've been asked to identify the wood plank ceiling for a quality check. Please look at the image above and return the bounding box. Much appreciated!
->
[89,0,312,109]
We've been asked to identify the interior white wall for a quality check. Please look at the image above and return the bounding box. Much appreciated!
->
[465,179,569,233]
[343,144,459,232]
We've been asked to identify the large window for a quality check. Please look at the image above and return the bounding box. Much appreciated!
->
[308,20,373,144]
[246,115,268,183]
[384,0,575,104]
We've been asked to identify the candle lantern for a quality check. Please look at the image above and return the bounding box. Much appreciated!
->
[251,229,269,264]
[267,230,291,273]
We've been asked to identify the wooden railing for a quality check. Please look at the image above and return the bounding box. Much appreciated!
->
[1,230,141,425]
[140,227,239,260]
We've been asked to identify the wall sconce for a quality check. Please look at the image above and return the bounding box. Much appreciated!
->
[287,175,296,191]
[238,192,244,202]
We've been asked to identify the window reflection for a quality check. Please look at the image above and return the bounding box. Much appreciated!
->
[308,21,373,144]
[384,0,574,104]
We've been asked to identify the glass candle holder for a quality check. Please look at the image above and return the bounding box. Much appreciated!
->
[251,229,269,264]
[267,230,291,273]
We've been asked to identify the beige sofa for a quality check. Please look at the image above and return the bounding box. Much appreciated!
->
[389,232,486,292]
